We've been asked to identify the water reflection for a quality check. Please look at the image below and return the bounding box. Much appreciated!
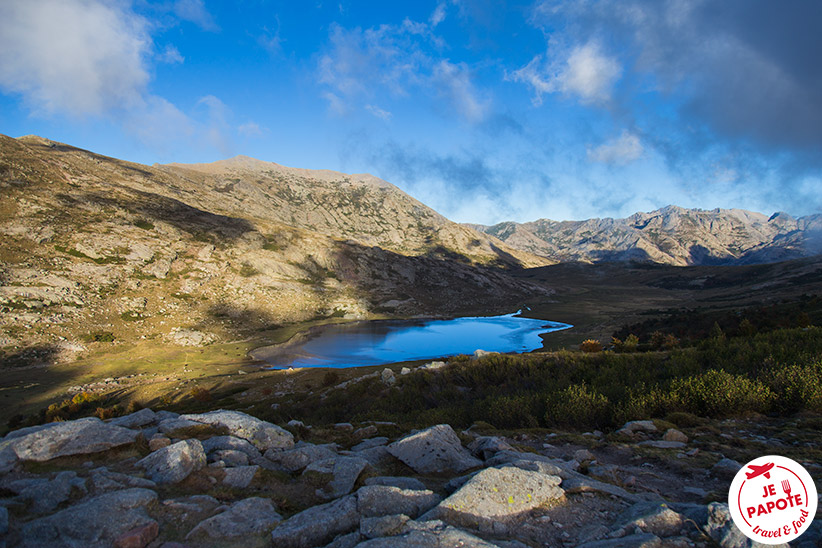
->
[252,312,572,369]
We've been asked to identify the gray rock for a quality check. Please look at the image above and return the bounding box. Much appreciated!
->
[360,514,411,539]
[0,417,137,462]
[0,443,17,474]
[576,532,663,548]
[467,436,515,460]
[357,485,441,518]
[0,506,7,536]
[202,435,262,460]
[11,470,87,513]
[574,448,596,461]
[223,465,259,488]
[381,368,396,386]
[617,420,658,436]
[21,488,157,548]
[181,409,294,451]
[157,417,201,436]
[304,456,369,499]
[662,428,688,443]
[265,443,337,473]
[335,422,355,431]
[364,476,427,491]
[429,467,563,533]
[387,424,482,475]
[443,472,478,493]
[704,502,786,548]
[109,408,157,429]
[154,410,180,421]
[712,458,742,480]
[288,419,307,429]
[400,367,411,375]
[353,425,379,438]
[420,361,446,371]
[325,531,362,548]
[212,449,249,467]
[485,450,568,477]
[270,494,359,548]
[614,502,687,538]
[136,438,206,484]
[354,519,500,547]
[351,437,389,451]
[350,445,393,468]
[637,440,687,449]
[562,475,643,502]
[187,497,281,539]
[89,466,156,493]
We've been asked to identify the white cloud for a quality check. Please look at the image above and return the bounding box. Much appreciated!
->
[238,121,264,137]
[587,131,644,164]
[0,0,151,116]
[158,44,184,64]
[562,42,621,104]
[365,104,392,121]
[512,41,621,106]
[433,61,490,123]
[430,3,447,27]
[172,0,218,31]
[318,20,488,123]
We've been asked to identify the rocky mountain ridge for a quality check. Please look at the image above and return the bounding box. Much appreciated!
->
[470,205,822,266]
[0,134,550,362]
[2,401,816,547]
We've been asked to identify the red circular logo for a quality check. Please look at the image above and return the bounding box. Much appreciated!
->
[729,455,818,544]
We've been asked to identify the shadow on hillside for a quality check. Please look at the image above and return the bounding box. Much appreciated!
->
[0,344,62,368]
[56,189,256,243]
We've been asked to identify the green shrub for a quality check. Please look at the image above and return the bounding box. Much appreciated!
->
[768,362,822,413]
[671,370,773,417]
[545,383,610,428]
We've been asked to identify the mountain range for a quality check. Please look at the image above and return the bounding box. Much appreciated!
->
[2,133,821,362]
[469,205,822,266]
[0,134,548,361]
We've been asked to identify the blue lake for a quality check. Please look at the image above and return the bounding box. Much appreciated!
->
[252,313,572,369]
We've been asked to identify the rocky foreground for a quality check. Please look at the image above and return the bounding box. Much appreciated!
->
[0,408,818,547]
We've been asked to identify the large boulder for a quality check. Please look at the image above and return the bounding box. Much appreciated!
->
[303,456,369,500]
[0,417,138,463]
[354,519,501,547]
[613,502,687,538]
[363,476,427,491]
[357,485,441,518]
[222,465,259,488]
[109,408,157,429]
[576,533,663,548]
[186,497,281,540]
[386,424,482,475]
[704,502,788,548]
[202,435,262,460]
[136,439,206,484]
[8,470,87,513]
[429,466,564,533]
[265,442,337,473]
[20,488,157,548]
[181,410,294,451]
[270,494,359,548]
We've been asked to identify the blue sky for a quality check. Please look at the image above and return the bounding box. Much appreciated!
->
[1,0,820,224]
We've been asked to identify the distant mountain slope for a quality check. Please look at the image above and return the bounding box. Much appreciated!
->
[471,205,822,266]
[0,135,550,362]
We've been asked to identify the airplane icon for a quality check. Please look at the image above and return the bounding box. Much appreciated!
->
[746,462,774,480]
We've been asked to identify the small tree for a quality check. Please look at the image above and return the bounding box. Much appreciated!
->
[580,339,603,353]
[623,334,639,352]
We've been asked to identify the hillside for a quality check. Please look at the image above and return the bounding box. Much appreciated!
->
[0,134,550,364]
[471,205,822,266]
